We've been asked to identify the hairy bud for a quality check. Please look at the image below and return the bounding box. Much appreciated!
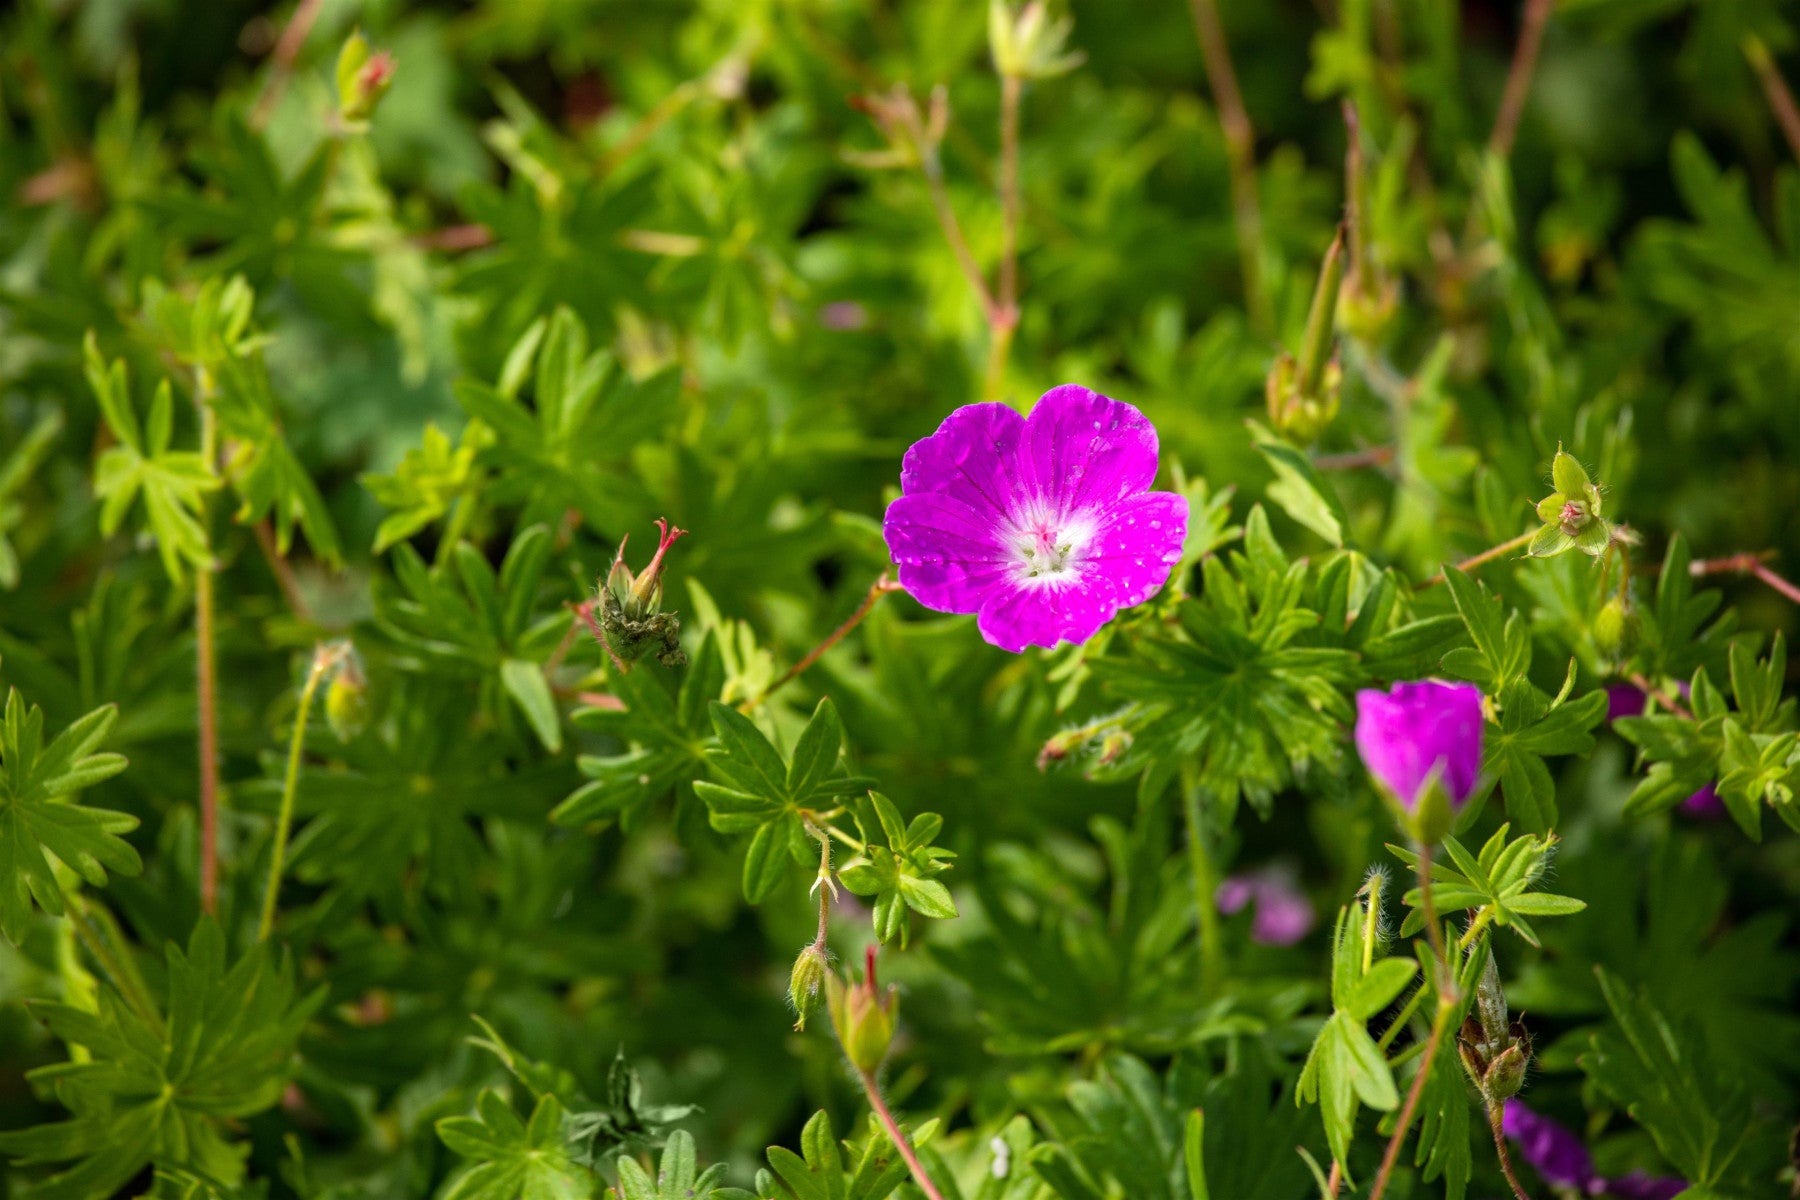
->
[826,945,898,1075]
[789,942,831,1031]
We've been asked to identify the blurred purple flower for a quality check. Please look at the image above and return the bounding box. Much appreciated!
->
[1353,680,1484,809]
[1502,1102,1687,1199]
[1678,782,1725,819]
[819,301,868,330]
[1216,867,1315,946]
[1606,684,1648,721]
[1503,1101,1595,1190]
[882,385,1187,653]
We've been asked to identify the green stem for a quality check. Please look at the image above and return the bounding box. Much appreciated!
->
[858,1070,947,1200]
[1416,529,1536,590]
[258,649,330,940]
[195,379,221,916]
[1487,1100,1533,1200]
[1376,981,1430,1053]
[1183,787,1225,999]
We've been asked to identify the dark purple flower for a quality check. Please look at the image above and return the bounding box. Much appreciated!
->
[1678,782,1725,819]
[882,385,1188,653]
[1216,867,1316,946]
[1602,1173,1689,1200]
[1353,681,1484,809]
[1606,684,1648,721]
[1503,1102,1688,1199]
[1502,1101,1596,1190]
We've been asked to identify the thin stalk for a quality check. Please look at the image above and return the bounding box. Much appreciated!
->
[1367,986,1455,1200]
[1183,787,1225,999]
[740,575,902,712]
[259,649,331,940]
[1416,844,1451,993]
[1628,671,1693,721]
[986,69,1023,401]
[251,0,326,129]
[252,518,312,622]
[1314,445,1394,471]
[1415,529,1536,589]
[1744,36,1800,166]
[997,73,1022,323]
[1486,0,1555,161]
[1185,0,1270,334]
[1487,1101,1533,1200]
[919,141,999,319]
[858,1071,948,1200]
[1376,981,1430,1053]
[195,392,221,916]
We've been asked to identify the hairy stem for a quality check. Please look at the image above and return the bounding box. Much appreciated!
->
[1183,787,1226,999]
[1486,0,1555,161]
[741,575,901,712]
[252,518,312,622]
[259,648,332,940]
[1416,529,1536,589]
[1368,985,1455,1200]
[1744,36,1800,166]
[251,0,326,128]
[1185,0,1270,334]
[195,398,221,916]
[1487,1101,1533,1200]
[858,1071,948,1200]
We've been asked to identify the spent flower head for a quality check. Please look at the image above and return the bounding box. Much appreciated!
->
[336,32,395,127]
[597,519,688,668]
[1531,447,1613,558]
[882,385,1188,653]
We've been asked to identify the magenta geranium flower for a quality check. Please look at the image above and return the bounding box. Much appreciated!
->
[882,385,1188,653]
[1216,866,1316,946]
[1353,680,1484,809]
[1502,1102,1686,1199]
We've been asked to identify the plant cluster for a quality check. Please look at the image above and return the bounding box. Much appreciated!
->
[1,1,1798,1198]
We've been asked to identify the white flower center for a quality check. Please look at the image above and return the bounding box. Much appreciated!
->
[1006,507,1096,585]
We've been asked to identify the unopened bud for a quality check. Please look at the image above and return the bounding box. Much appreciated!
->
[336,32,395,126]
[1593,596,1638,659]
[1267,227,1347,444]
[826,944,898,1074]
[324,651,369,742]
[790,942,831,1031]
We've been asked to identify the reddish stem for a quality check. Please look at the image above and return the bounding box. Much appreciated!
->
[1487,0,1555,161]
[857,1071,947,1200]
[740,575,902,712]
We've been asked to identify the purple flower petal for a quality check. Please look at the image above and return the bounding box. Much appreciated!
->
[897,402,1029,518]
[1606,684,1648,722]
[1354,681,1484,808]
[1019,385,1160,514]
[1217,867,1315,946]
[1679,782,1724,819]
[1601,1172,1689,1200]
[1215,877,1255,914]
[884,387,1187,653]
[1502,1102,1596,1190]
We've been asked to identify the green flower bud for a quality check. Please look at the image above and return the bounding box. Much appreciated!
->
[324,661,369,742]
[826,945,898,1075]
[1265,352,1342,445]
[789,942,830,1031]
[336,32,395,127]
[1593,596,1638,660]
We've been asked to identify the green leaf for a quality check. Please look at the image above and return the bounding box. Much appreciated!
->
[439,1093,594,1200]
[1256,439,1347,546]
[500,658,562,753]
[0,693,137,943]
[0,921,319,1198]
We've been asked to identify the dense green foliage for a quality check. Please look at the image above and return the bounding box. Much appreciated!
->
[2,0,1799,1197]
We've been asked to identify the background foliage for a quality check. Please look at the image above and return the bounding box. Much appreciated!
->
[1,0,1799,1197]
